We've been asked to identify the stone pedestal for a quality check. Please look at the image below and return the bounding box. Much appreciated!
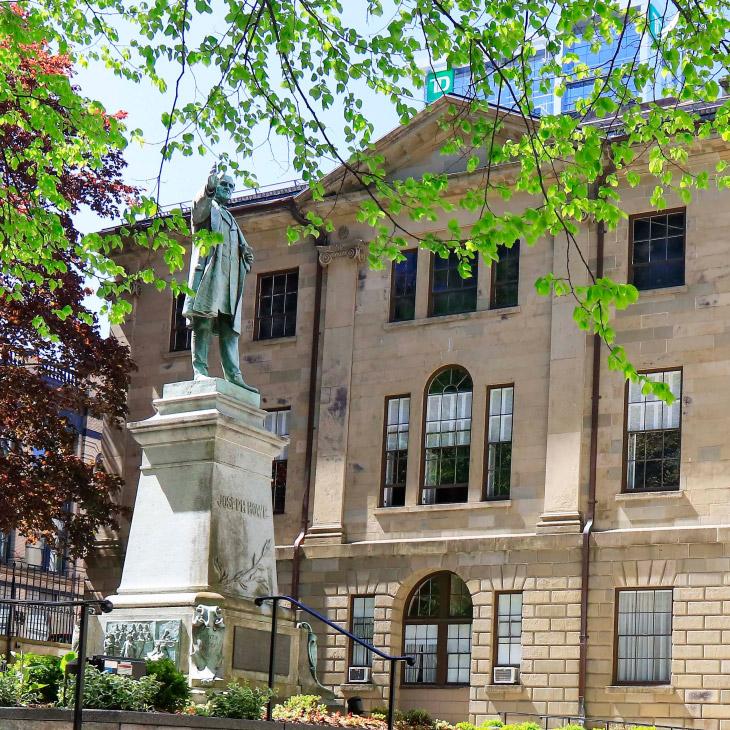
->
[99,379,300,691]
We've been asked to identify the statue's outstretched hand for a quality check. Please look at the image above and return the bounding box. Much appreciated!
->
[207,163,222,192]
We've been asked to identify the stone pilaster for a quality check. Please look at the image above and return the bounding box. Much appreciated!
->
[537,231,591,533]
[307,241,363,543]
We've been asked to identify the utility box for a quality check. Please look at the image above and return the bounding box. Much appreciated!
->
[89,655,147,679]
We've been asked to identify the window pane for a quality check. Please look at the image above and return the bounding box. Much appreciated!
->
[352,596,375,667]
[430,253,477,317]
[495,592,522,669]
[625,370,681,492]
[170,294,192,352]
[404,623,438,684]
[485,386,514,499]
[256,270,299,340]
[491,241,520,309]
[631,212,685,291]
[382,396,410,507]
[391,251,418,322]
[422,369,472,504]
[616,589,673,684]
[264,409,290,513]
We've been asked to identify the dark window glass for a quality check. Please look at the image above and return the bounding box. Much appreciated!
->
[485,386,514,499]
[429,253,477,317]
[422,368,472,505]
[265,409,290,514]
[495,592,523,668]
[0,532,13,563]
[391,251,418,322]
[626,370,681,492]
[491,241,520,309]
[256,270,298,340]
[562,20,641,112]
[351,596,375,668]
[404,573,472,686]
[630,211,685,290]
[616,589,673,685]
[170,293,191,352]
[382,396,409,507]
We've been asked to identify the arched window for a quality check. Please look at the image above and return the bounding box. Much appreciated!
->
[403,572,473,686]
[422,367,472,504]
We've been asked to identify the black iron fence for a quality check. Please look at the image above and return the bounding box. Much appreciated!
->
[0,561,85,647]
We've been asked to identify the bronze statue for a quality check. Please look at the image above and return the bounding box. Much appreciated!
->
[183,164,256,391]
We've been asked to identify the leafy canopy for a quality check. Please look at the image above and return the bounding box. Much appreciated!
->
[0,24,134,555]
[6,0,730,398]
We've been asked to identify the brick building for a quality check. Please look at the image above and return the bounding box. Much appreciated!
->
[102,95,730,727]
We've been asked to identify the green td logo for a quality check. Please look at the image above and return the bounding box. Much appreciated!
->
[425,69,455,102]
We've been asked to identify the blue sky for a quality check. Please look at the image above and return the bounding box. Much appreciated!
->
[73,5,423,234]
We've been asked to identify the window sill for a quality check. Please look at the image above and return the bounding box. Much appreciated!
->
[615,490,684,502]
[632,284,688,299]
[485,684,524,693]
[340,682,378,693]
[384,306,520,331]
[374,501,512,515]
[162,349,191,360]
[251,335,297,346]
[605,685,674,695]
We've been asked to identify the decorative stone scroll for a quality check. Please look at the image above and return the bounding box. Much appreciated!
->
[103,620,182,665]
[190,604,225,682]
[317,240,364,266]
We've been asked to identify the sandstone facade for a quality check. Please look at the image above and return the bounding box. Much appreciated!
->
[104,99,730,728]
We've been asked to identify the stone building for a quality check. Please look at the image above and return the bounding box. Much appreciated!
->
[101,96,730,728]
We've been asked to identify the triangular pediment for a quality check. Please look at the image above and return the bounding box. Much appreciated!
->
[295,95,536,202]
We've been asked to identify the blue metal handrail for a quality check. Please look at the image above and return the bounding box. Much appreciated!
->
[255,594,414,730]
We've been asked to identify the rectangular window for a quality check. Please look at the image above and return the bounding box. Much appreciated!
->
[381,396,410,507]
[447,623,472,683]
[491,241,520,309]
[485,386,513,499]
[422,370,472,505]
[169,293,191,352]
[350,596,375,668]
[616,589,673,685]
[562,21,641,112]
[264,409,290,514]
[629,210,685,291]
[625,370,681,492]
[429,253,477,317]
[390,251,418,322]
[256,269,299,340]
[404,624,438,684]
[0,532,13,563]
[495,592,522,668]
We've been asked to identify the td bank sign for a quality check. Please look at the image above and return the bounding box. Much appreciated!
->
[425,69,455,102]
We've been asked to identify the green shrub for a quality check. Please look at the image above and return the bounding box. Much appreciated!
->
[63,666,160,711]
[456,722,477,730]
[0,672,39,707]
[208,681,270,719]
[15,653,63,704]
[145,658,190,712]
[401,708,434,727]
[480,721,504,729]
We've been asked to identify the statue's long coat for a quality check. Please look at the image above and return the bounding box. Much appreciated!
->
[182,184,252,335]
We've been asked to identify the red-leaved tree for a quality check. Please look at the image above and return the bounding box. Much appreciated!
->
[0,17,136,558]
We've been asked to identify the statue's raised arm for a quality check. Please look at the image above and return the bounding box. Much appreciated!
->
[181,163,257,393]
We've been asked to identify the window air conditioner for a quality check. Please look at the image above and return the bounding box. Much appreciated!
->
[348,666,371,683]
[493,666,519,685]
